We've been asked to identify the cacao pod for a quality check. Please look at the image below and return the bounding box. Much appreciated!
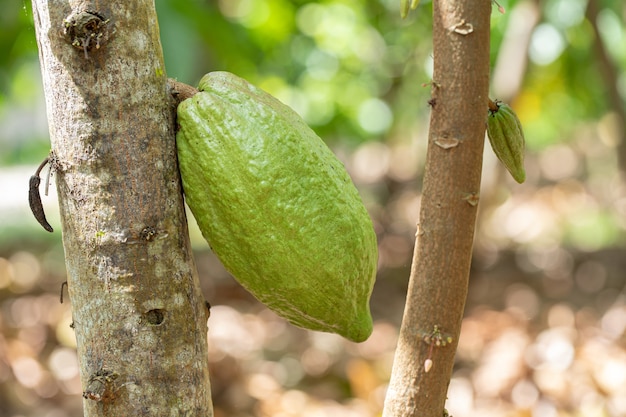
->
[486,100,526,183]
[176,72,378,342]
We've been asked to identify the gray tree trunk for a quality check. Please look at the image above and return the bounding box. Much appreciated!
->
[382,1,491,416]
[31,1,213,415]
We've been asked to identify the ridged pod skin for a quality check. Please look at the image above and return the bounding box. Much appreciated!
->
[487,100,526,183]
[176,72,378,342]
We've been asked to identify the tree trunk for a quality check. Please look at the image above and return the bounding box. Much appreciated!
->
[31,1,213,415]
[382,1,490,416]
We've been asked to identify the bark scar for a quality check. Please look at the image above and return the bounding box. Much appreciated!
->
[434,137,460,149]
[448,20,474,35]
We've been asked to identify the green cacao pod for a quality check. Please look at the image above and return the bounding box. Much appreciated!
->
[176,72,378,342]
[486,100,526,183]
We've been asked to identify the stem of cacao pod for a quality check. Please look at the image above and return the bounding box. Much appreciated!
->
[488,98,500,113]
[169,79,199,106]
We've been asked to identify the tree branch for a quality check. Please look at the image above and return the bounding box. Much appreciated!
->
[382,1,491,416]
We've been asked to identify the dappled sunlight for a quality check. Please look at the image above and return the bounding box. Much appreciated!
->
[2,109,626,414]
[2,0,626,415]
[2,110,626,414]
[448,298,626,417]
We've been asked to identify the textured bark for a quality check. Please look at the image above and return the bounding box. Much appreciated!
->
[382,1,490,416]
[31,1,213,415]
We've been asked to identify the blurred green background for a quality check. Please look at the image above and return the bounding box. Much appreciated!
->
[1,0,626,416]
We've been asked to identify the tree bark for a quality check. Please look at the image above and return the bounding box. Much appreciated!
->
[382,1,490,416]
[31,1,213,415]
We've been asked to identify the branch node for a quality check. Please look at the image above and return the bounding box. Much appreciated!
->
[422,80,441,89]
[141,226,158,241]
[420,324,452,346]
[63,10,113,59]
[419,325,454,374]
[83,369,120,403]
[462,192,480,207]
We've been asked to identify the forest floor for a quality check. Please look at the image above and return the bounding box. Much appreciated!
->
[1,240,625,417]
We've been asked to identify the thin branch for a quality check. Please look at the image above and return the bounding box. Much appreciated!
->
[382,1,491,416]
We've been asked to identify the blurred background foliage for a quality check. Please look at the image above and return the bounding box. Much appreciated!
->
[1,0,626,416]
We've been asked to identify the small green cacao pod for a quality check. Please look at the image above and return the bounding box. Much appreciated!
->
[486,100,526,183]
[176,72,378,342]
